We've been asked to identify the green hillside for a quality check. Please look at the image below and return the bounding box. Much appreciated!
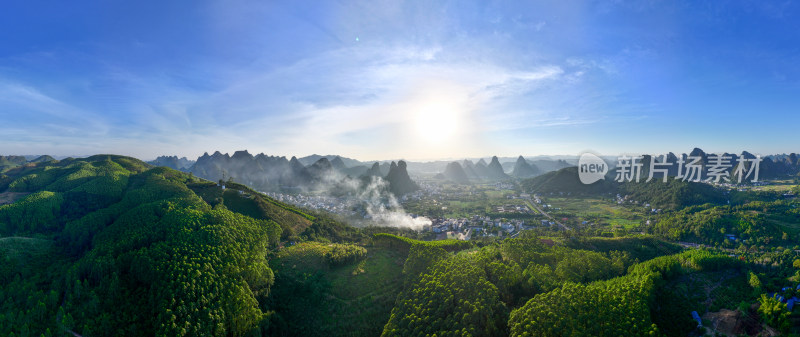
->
[1,155,797,336]
[618,178,726,210]
[0,155,365,336]
[521,166,615,195]
[522,166,726,209]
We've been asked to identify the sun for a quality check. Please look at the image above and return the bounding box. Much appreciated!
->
[414,99,460,145]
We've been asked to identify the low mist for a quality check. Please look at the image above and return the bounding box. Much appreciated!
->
[310,170,432,230]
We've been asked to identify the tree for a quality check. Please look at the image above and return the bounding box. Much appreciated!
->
[758,294,790,334]
[737,243,747,252]
[383,254,506,337]
[749,272,762,295]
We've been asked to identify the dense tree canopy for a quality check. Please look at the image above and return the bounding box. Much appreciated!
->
[1,155,797,336]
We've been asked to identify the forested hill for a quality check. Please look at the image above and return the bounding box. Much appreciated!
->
[1,155,785,337]
[522,166,727,209]
[521,166,615,195]
[0,155,363,336]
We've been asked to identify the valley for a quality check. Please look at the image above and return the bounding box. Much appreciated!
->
[6,2,799,335]
[2,151,800,336]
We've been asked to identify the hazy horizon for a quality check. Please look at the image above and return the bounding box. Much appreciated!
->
[5,148,795,165]
[2,1,800,160]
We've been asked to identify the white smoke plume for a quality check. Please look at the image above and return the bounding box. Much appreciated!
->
[308,168,431,230]
[357,176,431,230]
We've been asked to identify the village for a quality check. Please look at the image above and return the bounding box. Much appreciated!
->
[425,214,555,240]
[264,192,362,218]
[264,180,564,241]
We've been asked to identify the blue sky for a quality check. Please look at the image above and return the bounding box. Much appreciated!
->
[1,0,799,161]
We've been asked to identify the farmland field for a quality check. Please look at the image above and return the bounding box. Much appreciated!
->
[542,197,644,229]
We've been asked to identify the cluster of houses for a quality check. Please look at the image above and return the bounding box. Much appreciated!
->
[401,182,444,202]
[265,192,361,217]
[612,194,664,213]
[495,204,531,213]
[427,215,538,240]
[718,180,768,191]
[492,182,516,190]
[615,193,643,205]
[772,284,800,311]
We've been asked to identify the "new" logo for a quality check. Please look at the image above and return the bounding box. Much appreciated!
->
[578,152,608,184]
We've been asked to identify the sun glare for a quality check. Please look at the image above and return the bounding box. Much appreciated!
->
[414,99,460,145]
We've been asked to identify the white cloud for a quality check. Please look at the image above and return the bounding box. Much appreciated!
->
[0,0,599,159]
[0,81,111,139]
[185,43,569,159]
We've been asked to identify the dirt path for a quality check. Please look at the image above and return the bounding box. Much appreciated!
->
[689,270,737,312]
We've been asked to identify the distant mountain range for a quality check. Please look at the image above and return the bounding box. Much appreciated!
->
[296,154,364,168]
[399,156,575,174]
[520,165,728,210]
[511,155,542,178]
[148,155,195,170]
[625,148,800,181]
[4,148,799,194]
[518,148,800,209]
[145,152,577,177]
[181,150,417,195]
[442,162,469,184]
[142,151,580,190]
[0,155,56,171]
[438,155,559,183]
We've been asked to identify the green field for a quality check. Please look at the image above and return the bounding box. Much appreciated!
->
[544,197,644,229]
[483,189,516,199]
[445,188,522,218]
[752,180,800,192]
